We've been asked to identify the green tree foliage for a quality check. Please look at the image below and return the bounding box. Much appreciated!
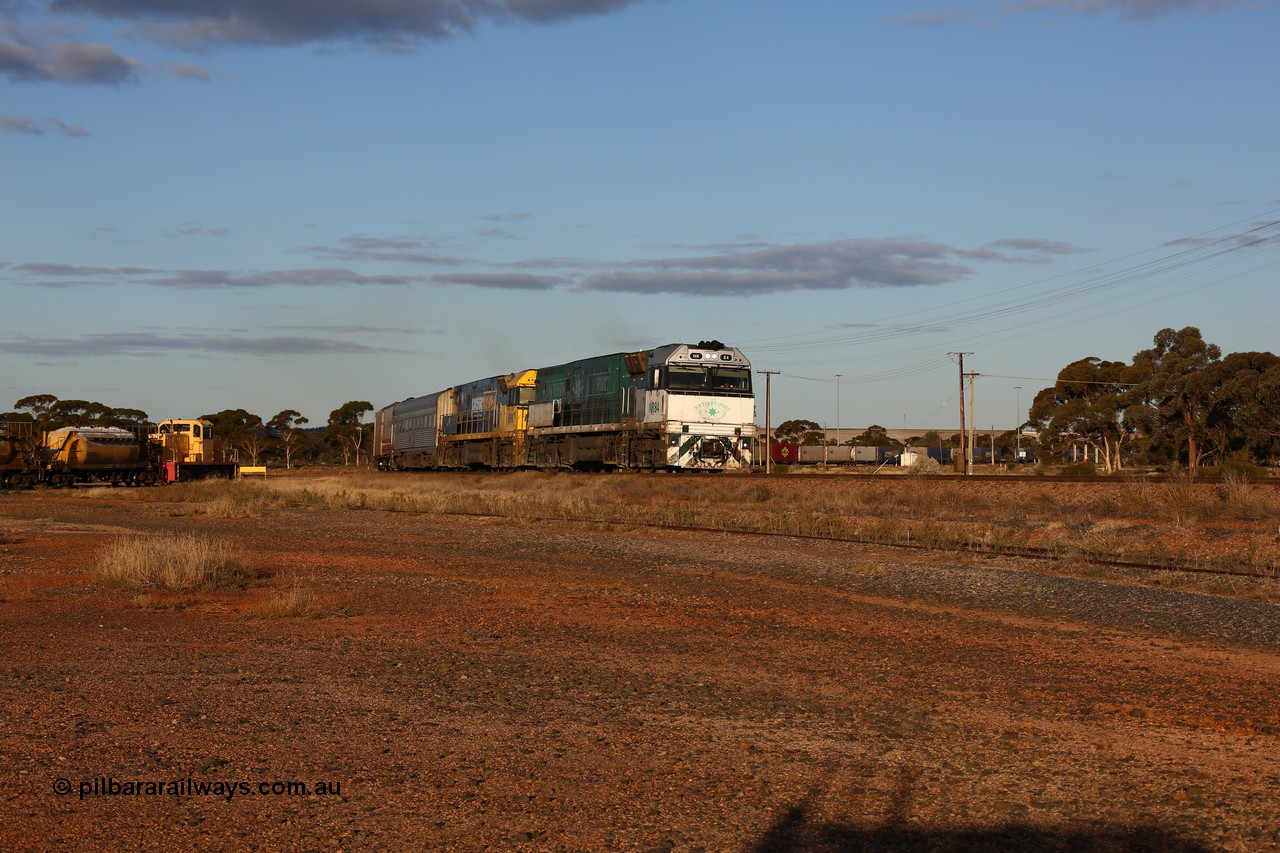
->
[773,418,826,445]
[17,396,152,431]
[109,408,150,427]
[327,401,373,465]
[13,394,57,429]
[1202,351,1280,466]
[1032,327,1277,471]
[920,430,957,451]
[267,409,310,469]
[1128,327,1223,474]
[202,409,265,464]
[1029,357,1134,473]
[854,425,890,446]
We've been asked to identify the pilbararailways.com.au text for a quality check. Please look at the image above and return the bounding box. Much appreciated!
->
[54,777,343,802]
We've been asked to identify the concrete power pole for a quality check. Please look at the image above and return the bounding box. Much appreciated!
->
[966,371,978,474]
[757,370,779,474]
[1014,385,1022,461]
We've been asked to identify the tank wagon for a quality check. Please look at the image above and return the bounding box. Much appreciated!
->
[374,341,756,472]
[41,425,160,486]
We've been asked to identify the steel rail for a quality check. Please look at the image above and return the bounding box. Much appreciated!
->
[436,509,1280,581]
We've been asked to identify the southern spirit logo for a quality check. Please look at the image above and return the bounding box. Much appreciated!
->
[694,400,730,422]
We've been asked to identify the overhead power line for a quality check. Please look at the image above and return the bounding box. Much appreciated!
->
[739,210,1280,383]
[980,373,1141,387]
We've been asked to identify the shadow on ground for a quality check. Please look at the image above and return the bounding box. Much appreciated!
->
[753,801,1212,853]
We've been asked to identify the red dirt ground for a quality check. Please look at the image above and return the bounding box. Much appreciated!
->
[1,486,1278,851]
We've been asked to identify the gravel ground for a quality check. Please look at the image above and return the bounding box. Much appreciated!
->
[1,492,1278,851]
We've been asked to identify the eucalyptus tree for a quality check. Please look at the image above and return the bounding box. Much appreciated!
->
[1128,327,1222,474]
[202,409,266,464]
[774,418,827,445]
[1028,357,1134,473]
[326,401,373,465]
[267,409,310,469]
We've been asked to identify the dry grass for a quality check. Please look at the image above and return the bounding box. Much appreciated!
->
[246,585,322,618]
[76,468,1280,586]
[250,470,1280,572]
[95,532,255,592]
[82,480,289,518]
[1218,471,1274,520]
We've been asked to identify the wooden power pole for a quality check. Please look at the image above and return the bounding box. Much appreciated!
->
[951,353,973,474]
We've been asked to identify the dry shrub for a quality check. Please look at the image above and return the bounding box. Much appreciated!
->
[907,456,943,476]
[1218,472,1276,521]
[95,533,254,591]
[1159,471,1205,523]
[246,586,325,618]
[1072,521,1127,559]
[1120,474,1157,518]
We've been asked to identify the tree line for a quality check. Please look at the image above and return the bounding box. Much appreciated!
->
[772,327,1277,474]
[1028,326,1278,474]
[6,326,1274,473]
[2,396,375,468]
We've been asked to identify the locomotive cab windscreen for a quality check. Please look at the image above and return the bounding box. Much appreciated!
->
[654,365,752,395]
[156,422,204,437]
[508,387,537,405]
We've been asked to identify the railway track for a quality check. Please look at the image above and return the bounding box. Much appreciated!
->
[443,509,1280,581]
[766,471,1280,486]
[367,468,1280,580]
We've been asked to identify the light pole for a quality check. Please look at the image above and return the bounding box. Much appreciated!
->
[1014,386,1022,461]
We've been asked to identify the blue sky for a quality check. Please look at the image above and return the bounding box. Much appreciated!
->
[3,0,1278,433]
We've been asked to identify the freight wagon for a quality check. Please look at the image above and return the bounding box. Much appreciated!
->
[768,443,953,466]
[769,443,884,465]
